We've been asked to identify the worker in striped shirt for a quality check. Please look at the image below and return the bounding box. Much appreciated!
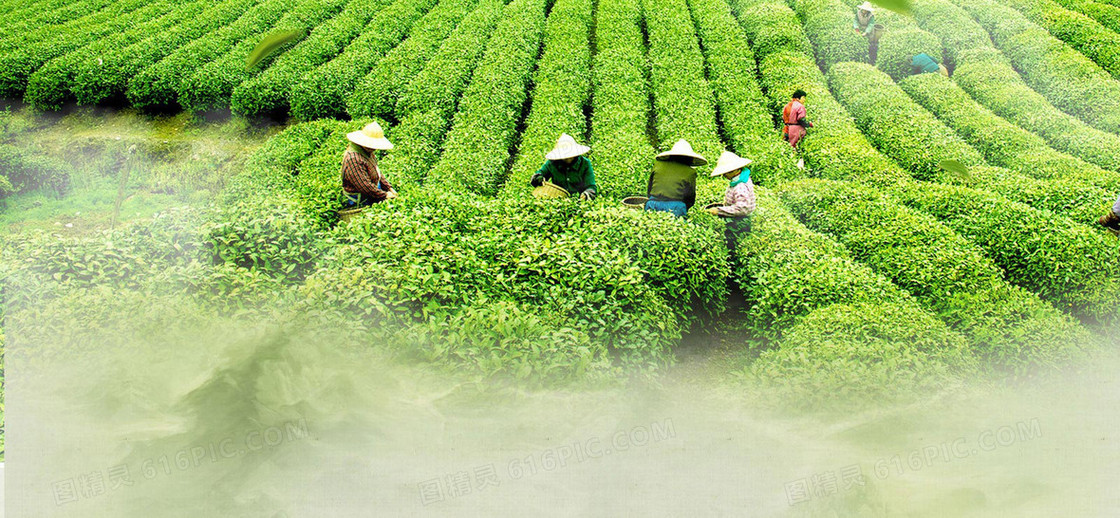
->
[341,122,397,207]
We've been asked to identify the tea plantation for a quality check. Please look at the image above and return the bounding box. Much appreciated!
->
[2,0,1119,409]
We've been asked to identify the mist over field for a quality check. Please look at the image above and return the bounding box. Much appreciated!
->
[7,300,1119,517]
[4,0,1120,513]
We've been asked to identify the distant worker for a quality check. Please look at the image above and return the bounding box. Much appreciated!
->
[1100,193,1120,236]
[644,139,707,218]
[783,89,813,152]
[341,121,397,207]
[530,133,597,200]
[911,53,949,77]
[706,150,757,249]
[854,2,881,63]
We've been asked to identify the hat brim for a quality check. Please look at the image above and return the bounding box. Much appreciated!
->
[655,151,708,167]
[858,3,874,10]
[546,144,590,161]
[711,157,753,176]
[347,131,394,150]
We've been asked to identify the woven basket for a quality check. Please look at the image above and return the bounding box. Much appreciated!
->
[870,23,885,42]
[338,207,364,222]
[532,181,569,200]
[622,196,648,209]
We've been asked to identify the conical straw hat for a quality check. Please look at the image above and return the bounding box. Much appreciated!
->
[545,133,591,160]
[655,139,708,166]
[710,150,753,176]
[347,121,394,150]
[858,1,874,11]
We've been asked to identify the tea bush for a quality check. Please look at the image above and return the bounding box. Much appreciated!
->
[126,0,289,111]
[827,62,982,181]
[758,51,909,186]
[907,0,992,68]
[23,1,180,110]
[779,179,1092,374]
[178,0,347,113]
[501,0,592,198]
[587,0,654,197]
[829,61,1117,224]
[385,299,613,384]
[750,301,973,409]
[691,0,798,186]
[0,0,116,53]
[874,28,942,81]
[734,189,911,339]
[291,0,476,121]
[892,182,1120,327]
[370,0,506,186]
[954,0,1120,134]
[786,0,868,69]
[733,190,974,406]
[0,0,154,97]
[1052,0,1120,34]
[0,144,71,198]
[642,0,724,202]
[949,47,1120,173]
[426,0,547,195]
[899,72,1120,190]
[999,0,1120,79]
[230,0,407,118]
[71,0,255,106]
[731,0,814,63]
[388,0,505,119]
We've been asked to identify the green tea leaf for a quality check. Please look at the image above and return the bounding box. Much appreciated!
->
[245,30,305,70]
[871,0,912,15]
[938,159,971,180]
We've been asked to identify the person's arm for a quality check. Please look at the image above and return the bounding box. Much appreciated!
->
[342,152,388,200]
[531,161,552,187]
[863,14,875,36]
[372,155,394,193]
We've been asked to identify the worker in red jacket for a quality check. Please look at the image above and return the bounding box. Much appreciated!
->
[782,89,813,150]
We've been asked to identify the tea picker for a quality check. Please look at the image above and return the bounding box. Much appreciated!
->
[706,150,757,249]
[530,134,597,200]
[339,122,397,219]
[853,2,883,63]
[911,53,949,77]
[643,139,706,218]
[783,89,813,169]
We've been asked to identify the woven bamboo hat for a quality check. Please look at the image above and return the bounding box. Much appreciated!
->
[710,150,753,177]
[347,121,393,150]
[546,133,590,160]
[858,1,874,11]
[656,139,708,166]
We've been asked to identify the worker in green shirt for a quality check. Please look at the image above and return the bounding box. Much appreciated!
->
[644,139,707,218]
[530,133,597,200]
[911,53,949,77]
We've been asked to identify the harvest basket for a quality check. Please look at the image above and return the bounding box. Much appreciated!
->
[622,196,648,209]
[704,202,721,210]
[532,181,569,200]
[338,207,364,222]
[870,23,885,42]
